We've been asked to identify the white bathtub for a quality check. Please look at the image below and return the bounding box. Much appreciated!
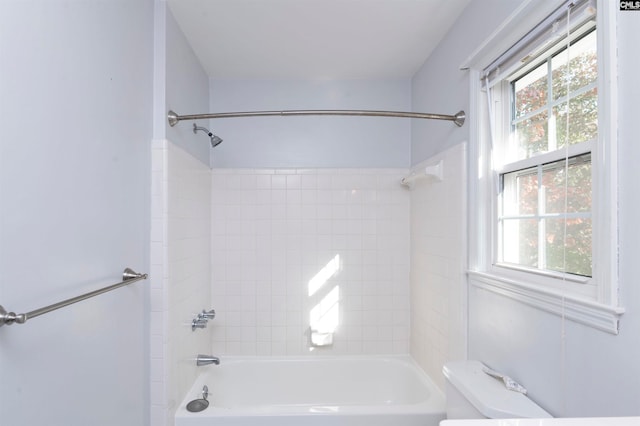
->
[175,355,446,426]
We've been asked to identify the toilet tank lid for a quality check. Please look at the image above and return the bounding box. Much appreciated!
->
[443,361,552,419]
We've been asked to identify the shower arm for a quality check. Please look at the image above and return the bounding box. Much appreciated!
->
[167,109,466,127]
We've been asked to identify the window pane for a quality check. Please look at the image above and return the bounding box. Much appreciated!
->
[552,30,597,100]
[503,170,538,216]
[501,218,538,268]
[515,111,548,158]
[543,154,592,214]
[543,218,592,277]
[500,153,591,275]
[553,88,598,148]
[514,62,548,118]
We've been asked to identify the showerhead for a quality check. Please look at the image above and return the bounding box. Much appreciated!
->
[193,123,223,148]
[210,134,223,148]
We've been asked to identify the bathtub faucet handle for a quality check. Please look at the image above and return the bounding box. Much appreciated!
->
[200,309,216,320]
[192,318,207,331]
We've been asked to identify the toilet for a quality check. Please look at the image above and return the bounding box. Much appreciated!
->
[443,360,552,419]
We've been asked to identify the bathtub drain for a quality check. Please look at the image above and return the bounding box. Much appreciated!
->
[186,385,209,413]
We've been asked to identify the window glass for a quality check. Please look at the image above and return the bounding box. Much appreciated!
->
[544,217,592,276]
[510,29,597,161]
[514,62,548,118]
[514,111,549,159]
[501,218,539,269]
[551,30,598,100]
[543,154,592,214]
[499,154,592,277]
[552,88,598,148]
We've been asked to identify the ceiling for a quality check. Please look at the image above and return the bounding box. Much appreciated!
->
[167,0,471,80]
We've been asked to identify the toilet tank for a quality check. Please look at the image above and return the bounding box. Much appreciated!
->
[443,361,552,419]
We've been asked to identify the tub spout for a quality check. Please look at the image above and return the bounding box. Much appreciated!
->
[196,354,220,366]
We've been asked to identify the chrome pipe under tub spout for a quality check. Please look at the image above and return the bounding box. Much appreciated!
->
[167,109,466,127]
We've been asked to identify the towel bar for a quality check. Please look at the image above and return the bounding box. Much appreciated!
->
[0,268,148,327]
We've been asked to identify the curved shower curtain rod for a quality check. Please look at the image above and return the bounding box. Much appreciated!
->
[167,109,466,127]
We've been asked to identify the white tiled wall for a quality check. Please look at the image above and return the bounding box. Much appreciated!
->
[150,140,212,426]
[150,147,465,421]
[209,168,410,356]
[409,142,467,390]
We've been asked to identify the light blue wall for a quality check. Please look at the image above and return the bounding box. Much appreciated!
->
[0,1,153,424]
[163,8,210,166]
[208,79,411,168]
[411,0,526,165]
[412,0,640,417]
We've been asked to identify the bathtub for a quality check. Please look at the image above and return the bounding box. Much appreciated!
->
[175,355,446,426]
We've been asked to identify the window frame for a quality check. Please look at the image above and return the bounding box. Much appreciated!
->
[464,0,623,334]
[491,30,597,293]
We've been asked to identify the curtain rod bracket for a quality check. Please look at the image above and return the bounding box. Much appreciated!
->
[453,110,466,127]
[168,110,179,127]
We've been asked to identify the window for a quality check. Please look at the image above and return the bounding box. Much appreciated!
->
[497,27,596,280]
[465,0,622,333]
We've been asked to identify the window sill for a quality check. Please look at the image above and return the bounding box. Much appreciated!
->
[467,270,624,335]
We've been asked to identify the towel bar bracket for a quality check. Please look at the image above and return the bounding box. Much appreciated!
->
[0,305,24,326]
[0,267,148,327]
